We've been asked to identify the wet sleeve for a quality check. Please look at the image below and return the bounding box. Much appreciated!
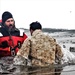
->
[56,44,63,64]
[17,38,30,59]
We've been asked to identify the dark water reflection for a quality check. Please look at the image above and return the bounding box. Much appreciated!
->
[0,63,75,75]
[0,56,75,75]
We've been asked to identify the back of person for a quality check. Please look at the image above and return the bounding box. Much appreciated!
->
[29,29,62,66]
[14,21,63,67]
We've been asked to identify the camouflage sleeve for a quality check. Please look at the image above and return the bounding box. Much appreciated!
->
[17,38,31,59]
[55,44,63,64]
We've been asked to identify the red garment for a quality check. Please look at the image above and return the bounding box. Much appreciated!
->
[0,27,27,57]
[0,19,2,23]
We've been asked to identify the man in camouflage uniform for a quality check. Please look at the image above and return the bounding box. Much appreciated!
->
[14,21,63,67]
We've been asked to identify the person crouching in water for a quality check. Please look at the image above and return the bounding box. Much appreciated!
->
[14,21,63,66]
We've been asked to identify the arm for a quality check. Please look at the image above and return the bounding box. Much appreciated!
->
[49,36,63,64]
[55,44,63,64]
[13,38,31,65]
[17,38,30,59]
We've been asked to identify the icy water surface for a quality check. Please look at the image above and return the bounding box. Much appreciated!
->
[0,52,75,75]
[0,58,75,75]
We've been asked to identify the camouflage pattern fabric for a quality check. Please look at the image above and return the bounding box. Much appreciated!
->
[15,30,63,66]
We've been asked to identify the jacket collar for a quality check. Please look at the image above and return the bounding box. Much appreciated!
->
[32,29,42,36]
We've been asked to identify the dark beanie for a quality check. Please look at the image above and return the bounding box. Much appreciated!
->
[2,11,13,23]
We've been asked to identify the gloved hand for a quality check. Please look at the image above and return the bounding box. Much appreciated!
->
[1,41,9,48]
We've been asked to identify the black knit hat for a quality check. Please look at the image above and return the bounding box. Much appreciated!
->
[2,11,13,23]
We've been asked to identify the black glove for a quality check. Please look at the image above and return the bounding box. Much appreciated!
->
[1,41,9,48]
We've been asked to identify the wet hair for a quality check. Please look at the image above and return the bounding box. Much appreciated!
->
[30,21,42,31]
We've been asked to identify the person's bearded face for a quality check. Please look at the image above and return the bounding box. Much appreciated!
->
[5,18,15,30]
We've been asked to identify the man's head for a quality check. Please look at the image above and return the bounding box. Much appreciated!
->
[2,11,15,29]
[29,21,42,35]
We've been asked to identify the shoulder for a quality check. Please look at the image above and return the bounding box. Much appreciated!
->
[0,27,3,36]
[22,38,31,46]
[0,26,4,32]
[18,28,24,32]
[18,28,30,37]
[44,33,56,42]
[16,28,25,36]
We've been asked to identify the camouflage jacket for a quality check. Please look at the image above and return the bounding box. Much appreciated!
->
[16,30,63,66]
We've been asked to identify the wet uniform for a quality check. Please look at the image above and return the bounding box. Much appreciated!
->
[17,30,63,66]
[16,30,63,66]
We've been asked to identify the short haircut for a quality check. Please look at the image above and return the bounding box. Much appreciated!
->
[30,21,42,31]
